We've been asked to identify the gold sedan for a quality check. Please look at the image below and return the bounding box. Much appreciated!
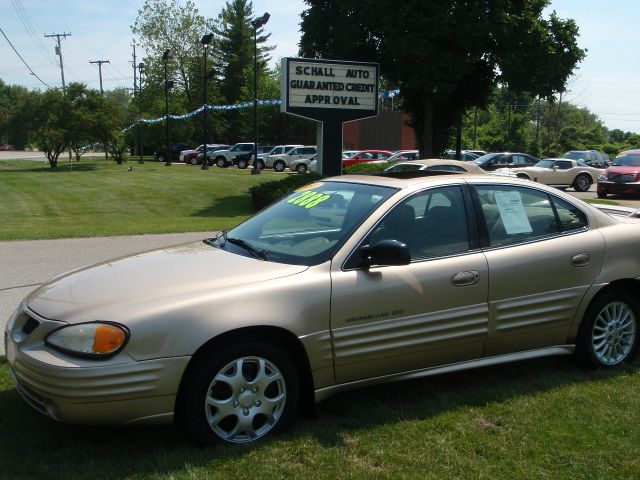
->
[5,171,640,445]
[502,158,603,192]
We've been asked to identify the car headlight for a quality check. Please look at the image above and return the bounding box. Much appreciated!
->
[45,322,129,358]
[598,175,607,181]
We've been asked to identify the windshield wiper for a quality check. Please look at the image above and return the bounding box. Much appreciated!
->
[226,237,269,261]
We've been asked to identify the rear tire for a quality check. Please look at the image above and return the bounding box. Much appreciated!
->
[597,191,607,199]
[257,160,265,170]
[573,174,592,192]
[273,160,286,173]
[237,159,248,169]
[576,289,639,368]
[296,163,308,174]
[190,157,199,165]
[181,342,299,445]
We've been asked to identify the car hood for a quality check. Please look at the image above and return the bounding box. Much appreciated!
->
[606,165,640,175]
[26,241,308,322]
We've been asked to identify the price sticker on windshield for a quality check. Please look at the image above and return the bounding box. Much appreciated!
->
[288,190,331,209]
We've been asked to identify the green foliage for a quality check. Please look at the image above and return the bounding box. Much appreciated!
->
[249,173,323,210]
[300,0,586,157]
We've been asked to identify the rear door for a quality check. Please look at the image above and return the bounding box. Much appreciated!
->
[472,183,604,355]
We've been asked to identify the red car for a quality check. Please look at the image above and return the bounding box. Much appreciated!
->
[342,149,394,168]
[0,144,16,151]
[597,149,640,198]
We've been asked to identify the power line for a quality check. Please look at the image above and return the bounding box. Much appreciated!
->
[9,0,56,66]
[0,27,50,87]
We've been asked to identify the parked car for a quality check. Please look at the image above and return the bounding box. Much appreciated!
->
[383,159,488,174]
[473,152,540,171]
[8,170,640,446]
[213,143,255,168]
[0,144,16,151]
[154,143,191,163]
[234,146,275,169]
[502,158,603,192]
[342,150,394,168]
[289,155,317,174]
[342,150,361,159]
[597,149,640,198]
[196,145,230,166]
[252,145,303,170]
[387,150,420,163]
[563,150,610,168]
[444,150,484,161]
[267,146,317,172]
[180,145,204,163]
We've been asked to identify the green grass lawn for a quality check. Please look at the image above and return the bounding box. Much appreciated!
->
[0,158,280,240]
[1,356,639,479]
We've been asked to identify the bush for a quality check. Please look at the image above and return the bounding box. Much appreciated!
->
[344,161,394,174]
[249,173,323,211]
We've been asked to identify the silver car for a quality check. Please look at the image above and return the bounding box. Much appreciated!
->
[6,172,640,446]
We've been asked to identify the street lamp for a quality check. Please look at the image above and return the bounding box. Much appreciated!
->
[250,12,270,175]
[201,33,213,170]
[162,48,174,166]
[138,62,145,164]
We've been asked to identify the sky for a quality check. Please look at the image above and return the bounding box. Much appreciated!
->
[2,0,639,133]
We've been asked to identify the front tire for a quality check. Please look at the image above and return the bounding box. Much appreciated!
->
[181,342,299,445]
[576,289,639,368]
[573,174,592,192]
[273,160,286,173]
[216,157,228,168]
[190,157,199,165]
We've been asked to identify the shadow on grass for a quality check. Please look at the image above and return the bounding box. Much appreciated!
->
[0,356,636,479]
[190,195,254,218]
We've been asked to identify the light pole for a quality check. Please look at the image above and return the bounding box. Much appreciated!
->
[250,12,270,175]
[201,33,213,170]
[138,62,145,164]
[163,49,174,166]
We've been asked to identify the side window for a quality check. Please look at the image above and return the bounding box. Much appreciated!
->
[242,144,253,151]
[555,161,572,170]
[512,155,527,165]
[304,148,315,155]
[366,186,469,260]
[289,148,300,155]
[553,197,588,232]
[475,185,563,247]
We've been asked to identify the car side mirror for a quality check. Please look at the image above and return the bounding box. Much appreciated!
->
[359,240,411,268]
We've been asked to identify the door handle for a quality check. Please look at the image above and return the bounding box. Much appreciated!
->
[451,271,480,287]
[571,253,590,267]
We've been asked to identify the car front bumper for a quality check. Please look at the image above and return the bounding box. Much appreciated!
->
[597,180,640,196]
[5,307,190,426]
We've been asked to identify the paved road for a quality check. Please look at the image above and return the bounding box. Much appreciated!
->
[1,231,211,353]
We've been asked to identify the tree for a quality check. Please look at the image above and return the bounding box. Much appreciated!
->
[28,88,70,168]
[132,0,207,105]
[0,79,31,148]
[209,0,274,142]
[299,0,586,157]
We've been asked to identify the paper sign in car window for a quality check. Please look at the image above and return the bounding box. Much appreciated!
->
[494,191,533,234]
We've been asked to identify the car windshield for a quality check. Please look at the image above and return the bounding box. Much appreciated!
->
[533,160,556,169]
[217,181,397,266]
[612,154,640,166]
[473,153,501,165]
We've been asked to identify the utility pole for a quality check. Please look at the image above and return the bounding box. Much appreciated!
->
[131,44,137,94]
[90,59,110,160]
[89,60,110,94]
[45,32,71,93]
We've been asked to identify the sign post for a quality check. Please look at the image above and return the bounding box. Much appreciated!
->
[281,58,379,177]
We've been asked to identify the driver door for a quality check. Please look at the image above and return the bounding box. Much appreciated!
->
[330,185,489,384]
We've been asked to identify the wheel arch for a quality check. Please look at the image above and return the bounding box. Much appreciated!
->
[174,325,316,422]
[569,278,640,342]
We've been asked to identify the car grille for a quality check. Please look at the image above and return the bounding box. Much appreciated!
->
[9,367,50,417]
[610,173,637,183]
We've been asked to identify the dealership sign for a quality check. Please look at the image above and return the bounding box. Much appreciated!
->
[281,58,379,121]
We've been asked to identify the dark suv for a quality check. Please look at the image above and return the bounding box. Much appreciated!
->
[473,152,539,171]
[154,143,191,163]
